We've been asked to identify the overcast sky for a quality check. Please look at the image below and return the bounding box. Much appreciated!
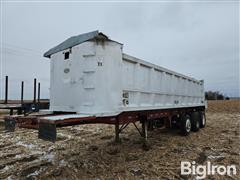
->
[0,1,239,100]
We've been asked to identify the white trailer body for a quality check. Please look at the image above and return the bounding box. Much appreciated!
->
[44,31,205,116]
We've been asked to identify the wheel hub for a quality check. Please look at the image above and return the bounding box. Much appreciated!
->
[202,115,205,125]
[186,119,191,132]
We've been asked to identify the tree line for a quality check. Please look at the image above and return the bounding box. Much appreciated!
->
[205,91,230,100]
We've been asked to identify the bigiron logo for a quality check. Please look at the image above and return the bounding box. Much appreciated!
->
[181,161,237,179]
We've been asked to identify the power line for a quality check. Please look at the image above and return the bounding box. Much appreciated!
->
[1,46,43,57]
[1,42,43,56]
[2,42,42,54]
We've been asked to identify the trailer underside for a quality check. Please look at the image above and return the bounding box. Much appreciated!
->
[4,106,205,143]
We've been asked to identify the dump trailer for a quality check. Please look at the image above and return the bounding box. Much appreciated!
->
[5,31,206,143]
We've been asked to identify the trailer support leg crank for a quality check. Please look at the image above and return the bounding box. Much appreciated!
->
[141,118,148,141]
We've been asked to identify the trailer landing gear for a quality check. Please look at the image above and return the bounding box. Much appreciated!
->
[114,115,149,149]
[141,118,150,150]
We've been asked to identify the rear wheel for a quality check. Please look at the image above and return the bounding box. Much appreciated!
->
[171,115,179,129]
[180,114,191,136]
[191,112,200,132]
[199,111,206,128]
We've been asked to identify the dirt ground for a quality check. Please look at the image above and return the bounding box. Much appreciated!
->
[0,100,239,179]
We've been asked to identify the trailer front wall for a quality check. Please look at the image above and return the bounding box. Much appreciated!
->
[121,54,205,110]
[49,41,123,114]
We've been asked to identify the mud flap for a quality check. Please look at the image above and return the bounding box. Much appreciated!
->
[5,119,16,132]
[38,122,57,143]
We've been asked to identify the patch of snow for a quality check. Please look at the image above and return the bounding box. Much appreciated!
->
[16,141,36,149]
[15,154,23,159]
[27,170,40,177]
[26,167,46,177]
[59,159,67,166]
[48,146,55,152]
[3,166,9,171]
[15,136,20,140]
[58,132,72,139]
[208,155,225,159]
[1,165,13,173]
[1,134,10,138]
[30,150,44,156]
[7,175,13,180]
[39,152,55,163]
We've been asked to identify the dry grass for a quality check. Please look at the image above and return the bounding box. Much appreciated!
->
[0,100,239,179]
[207,100,240,113]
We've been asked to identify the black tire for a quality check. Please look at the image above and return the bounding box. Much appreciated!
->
[199,111,206,128]
[190,112,200,132]
[180,114,191,136]
[171,115,178,129]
